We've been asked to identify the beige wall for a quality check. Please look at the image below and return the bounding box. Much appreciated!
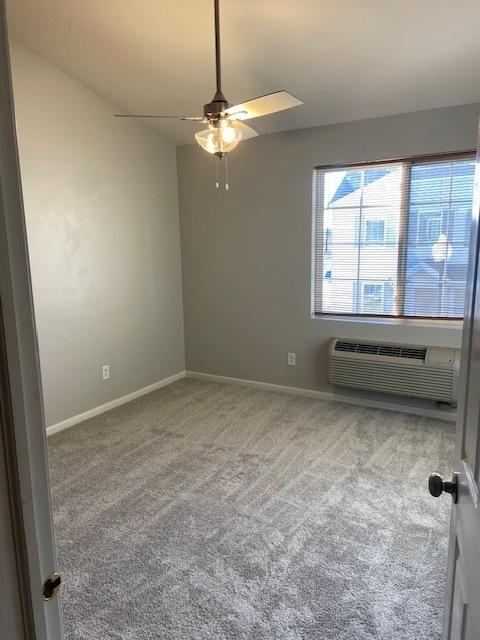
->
[10,41,185,427]
[177,104,479,398]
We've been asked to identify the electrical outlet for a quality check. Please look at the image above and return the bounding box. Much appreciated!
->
[102,364,110,380]
[288,352,296,366]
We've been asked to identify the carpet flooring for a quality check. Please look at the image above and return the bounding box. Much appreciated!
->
[47,378,455,640]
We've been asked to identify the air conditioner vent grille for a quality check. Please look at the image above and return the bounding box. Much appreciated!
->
[400,347,427,360]
[356,343,379,355]
[378,345,401,357]
[334,341,357,353]
[334,341,426,361]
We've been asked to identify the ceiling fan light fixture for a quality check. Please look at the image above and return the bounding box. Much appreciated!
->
[195,120,242,155]
[116,0,302,179]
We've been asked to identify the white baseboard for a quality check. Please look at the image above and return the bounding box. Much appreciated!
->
[186,371,457,422]
[46,371,186,436]
[46,368,456,436]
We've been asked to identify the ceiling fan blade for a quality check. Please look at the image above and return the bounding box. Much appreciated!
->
[235,121,259,140]
[115,114,206,122]
[224,90,302,121]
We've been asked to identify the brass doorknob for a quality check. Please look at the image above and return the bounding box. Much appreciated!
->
[428,472,458,503]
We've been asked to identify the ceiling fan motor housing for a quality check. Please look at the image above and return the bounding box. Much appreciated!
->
[203,91,230,119]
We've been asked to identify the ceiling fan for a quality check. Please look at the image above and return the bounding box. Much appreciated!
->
[115,0,302,163]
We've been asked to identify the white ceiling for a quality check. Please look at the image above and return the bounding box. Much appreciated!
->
[6,0,480,146]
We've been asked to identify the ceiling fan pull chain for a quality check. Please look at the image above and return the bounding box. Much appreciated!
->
[225,155,229,191]
[215,156,220,189]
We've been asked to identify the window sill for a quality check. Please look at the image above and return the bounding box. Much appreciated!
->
[312,313,463,331]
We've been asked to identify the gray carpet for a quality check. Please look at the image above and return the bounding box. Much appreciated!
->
[48,378,455,640]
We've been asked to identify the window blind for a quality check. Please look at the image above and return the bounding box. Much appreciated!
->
[312,153,476,319]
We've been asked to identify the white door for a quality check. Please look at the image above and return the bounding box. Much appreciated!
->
[430,132,480,639]
[0,1,63,637]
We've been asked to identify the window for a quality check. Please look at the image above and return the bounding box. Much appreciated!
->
[365,219,385,245]
[417,213,442,243]
[313,153,475,319]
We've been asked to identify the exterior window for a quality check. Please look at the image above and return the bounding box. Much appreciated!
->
[312,153,475,319]
[417,214,442,243]
[365,220,385,245]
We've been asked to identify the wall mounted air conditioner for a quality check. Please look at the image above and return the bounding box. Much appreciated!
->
[328,338,460,405]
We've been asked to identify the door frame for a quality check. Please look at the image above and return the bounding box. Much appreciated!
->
[0,0,62,636]
[0,300,35,638]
